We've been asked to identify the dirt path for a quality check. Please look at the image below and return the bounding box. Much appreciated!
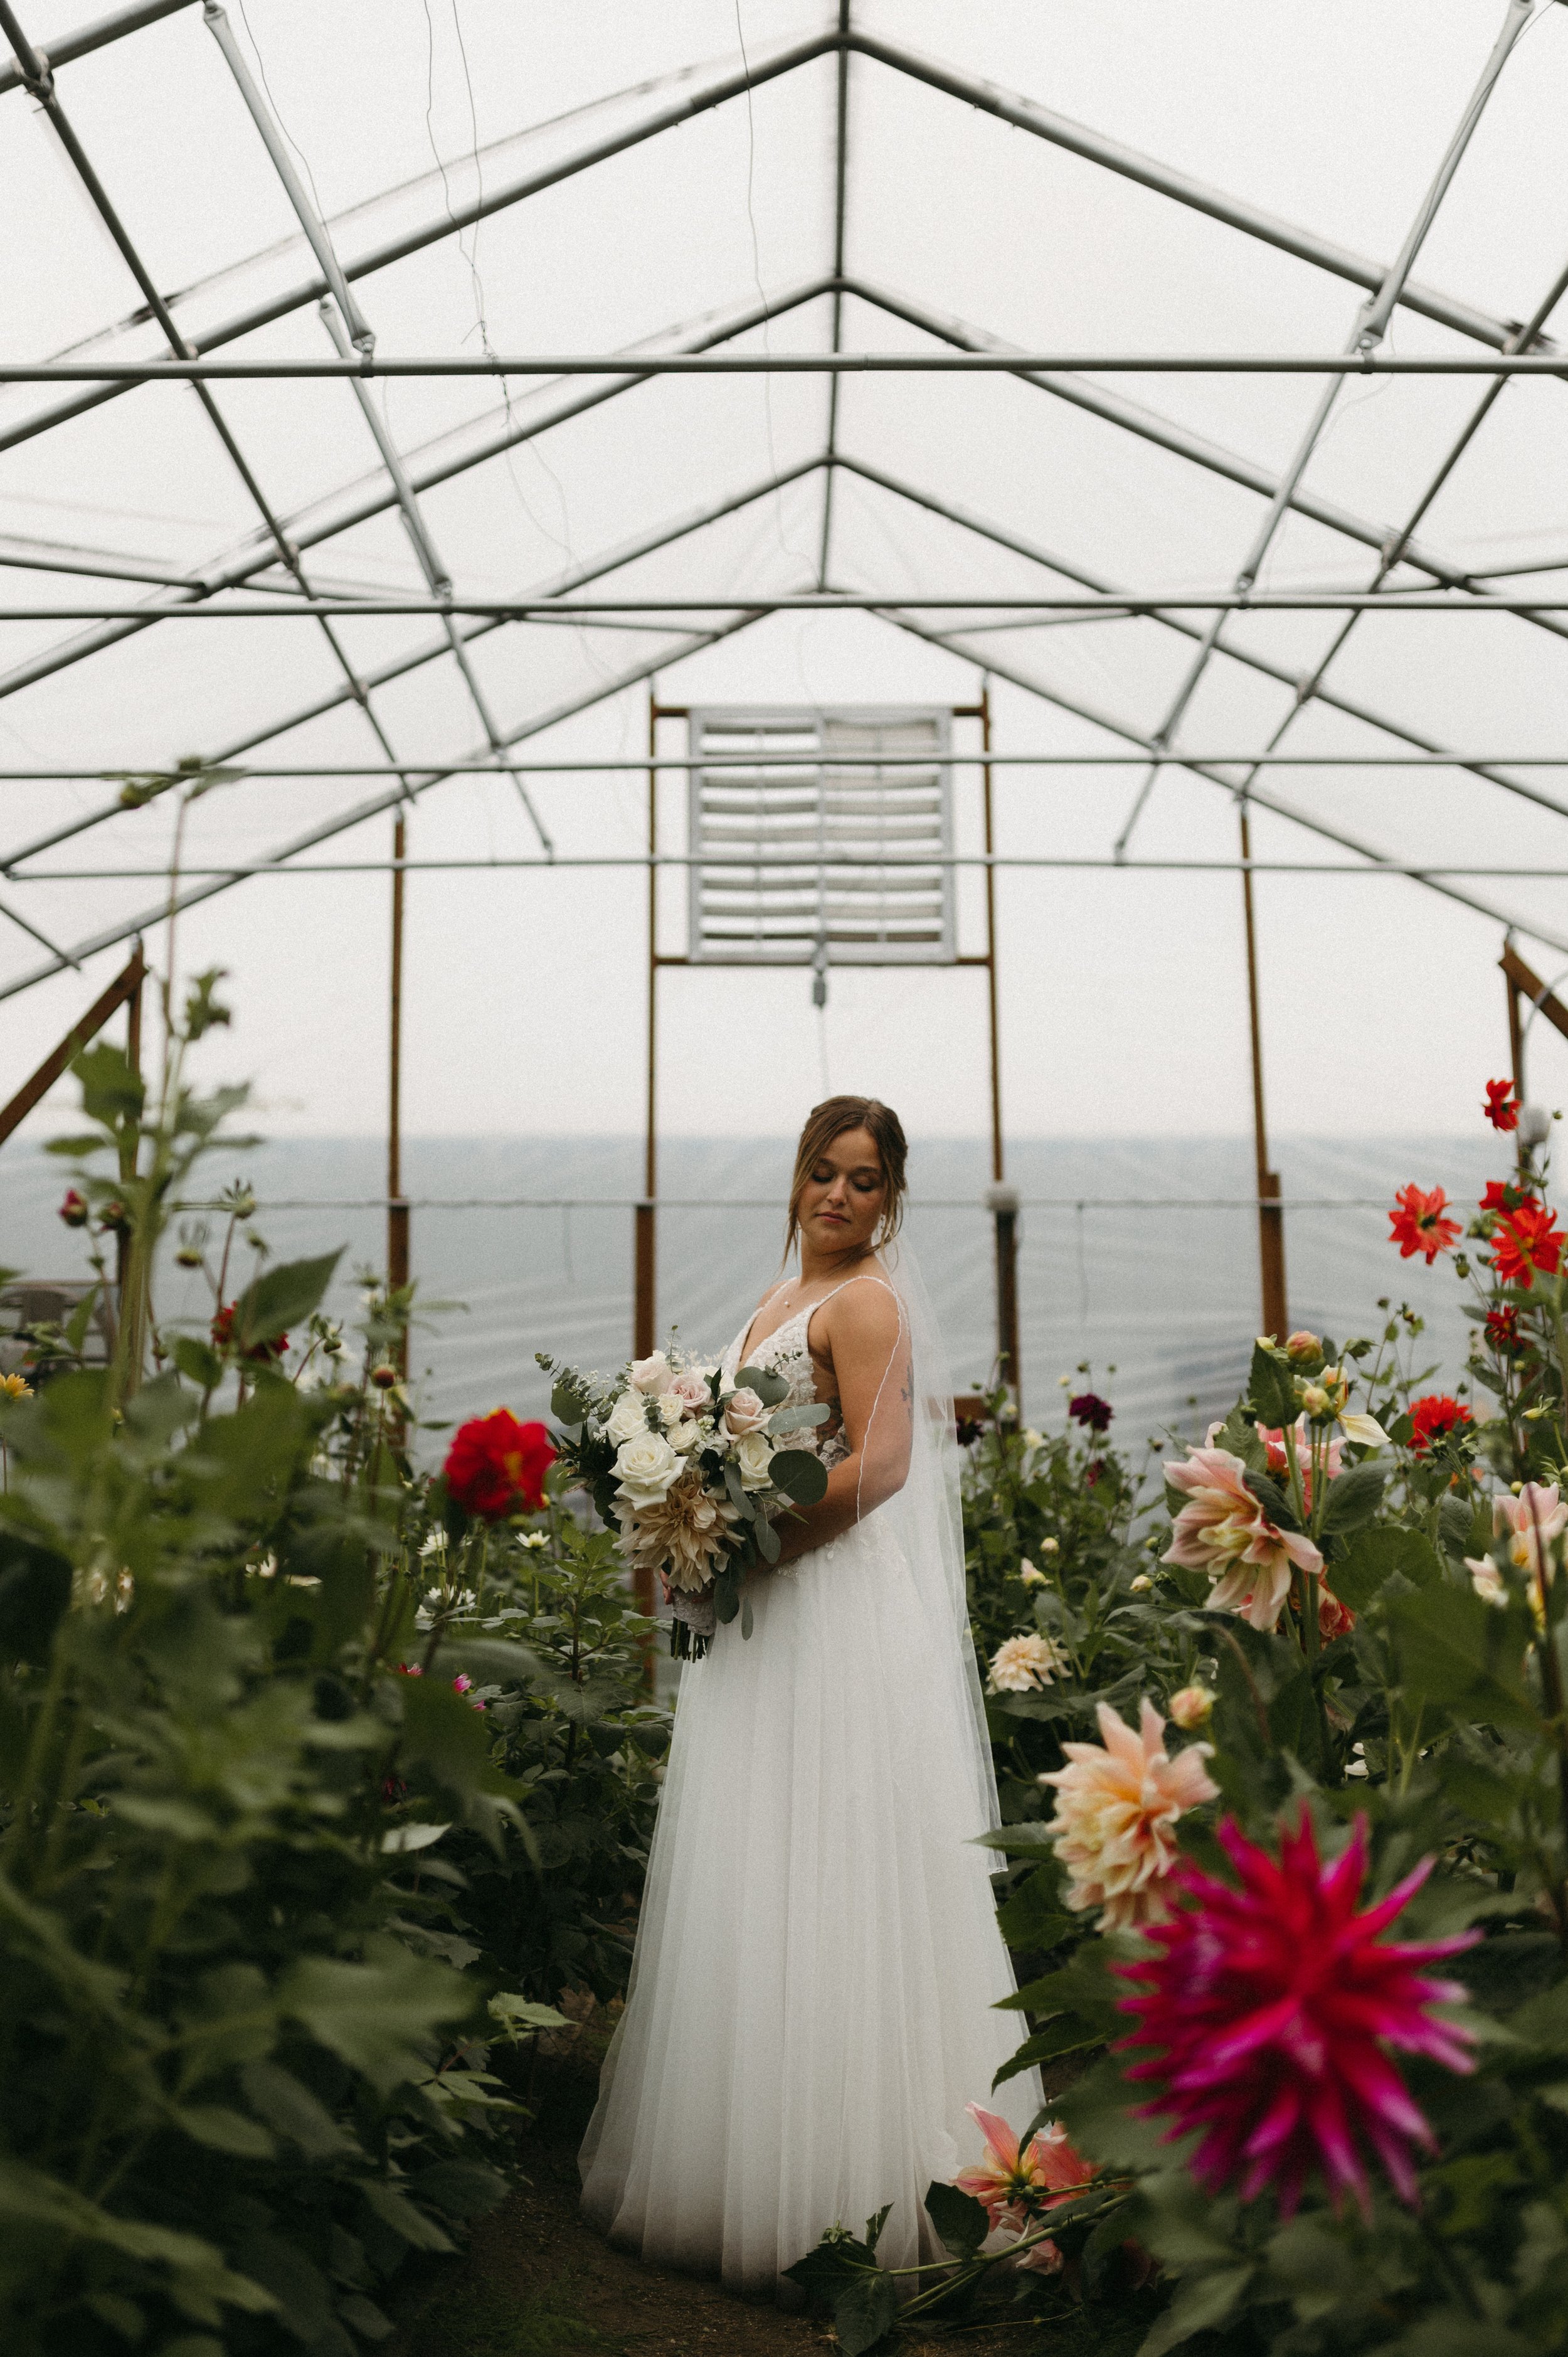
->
[387,2060,1148,2357]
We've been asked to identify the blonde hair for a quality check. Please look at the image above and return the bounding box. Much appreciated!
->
[784,1096,908,1262]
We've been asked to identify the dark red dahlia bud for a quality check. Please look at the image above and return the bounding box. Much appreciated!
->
[59,1189,90,1228]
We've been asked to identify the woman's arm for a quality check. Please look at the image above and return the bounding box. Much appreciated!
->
[773,1280,911,1565]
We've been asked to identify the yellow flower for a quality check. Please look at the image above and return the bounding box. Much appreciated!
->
[0,1372,33,1400]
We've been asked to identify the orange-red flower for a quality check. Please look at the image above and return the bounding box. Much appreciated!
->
[1481,1179,1537,1215]
[1485,1304,1522,1353]
[1491,1201,1563,1289]
[1484,1078,1519,1133]
[1407,1395,1472,1457]
[1388,1184,1461,1265]
[445,1410,555,1518]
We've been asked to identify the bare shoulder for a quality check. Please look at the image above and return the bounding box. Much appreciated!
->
[818,1273,903,1354]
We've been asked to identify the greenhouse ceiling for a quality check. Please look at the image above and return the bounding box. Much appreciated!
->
[6,0,1568,1140]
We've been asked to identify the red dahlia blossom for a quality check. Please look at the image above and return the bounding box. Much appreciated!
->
[1481,1179,1536,1215]
[1491,1201,1564,1289]
[1406,1394,1472,1457]
[1388,1184,1461,1265]
[444,1410,556,1518]
[1483,1078,1520,1133]
[1485,1304,1522,1353]
[1069,1391,1114,1434]
[210,1302,287,1363]
[1118,1814,1476,2216]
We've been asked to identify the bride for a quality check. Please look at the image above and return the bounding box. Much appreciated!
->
[579,1095,1041,2296]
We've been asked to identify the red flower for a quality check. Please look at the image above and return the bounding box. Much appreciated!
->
[1483,1078,1519,1133]
[1117,1814,1477,2215]
[1388,1184,1461,1265]
[58,1188,90,1229]
[1318,1587,1356,1642]
[1485,1304,1522,1354]
[398,1663,485,1711]
[1481,1179,1537,1215]
[445,1410,556,1519]
[210,1302,287,1363]
[1069,1391,1113,1434]
[1491,1201,1564,1290]
[1407,1394,1472,1457]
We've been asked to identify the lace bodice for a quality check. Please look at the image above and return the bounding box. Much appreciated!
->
[722,1290,862,1472]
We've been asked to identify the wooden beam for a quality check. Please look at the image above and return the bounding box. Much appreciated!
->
[0,942,146,1147]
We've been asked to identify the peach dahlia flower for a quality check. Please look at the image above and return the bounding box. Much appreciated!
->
[1163,1441,1323,1632]
[1039,1698,1218,1930]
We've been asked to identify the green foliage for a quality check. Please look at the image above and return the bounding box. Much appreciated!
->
[0,974,667,2354]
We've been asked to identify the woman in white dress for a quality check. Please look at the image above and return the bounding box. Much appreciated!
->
[579,1096,1040,2297]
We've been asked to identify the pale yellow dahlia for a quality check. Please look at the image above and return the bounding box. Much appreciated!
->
[618,1471,739,1593]
[1039,1698,1217,1931]
[988,1632,1068,1692]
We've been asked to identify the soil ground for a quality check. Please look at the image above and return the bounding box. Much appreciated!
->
[386,2058,1154,2357]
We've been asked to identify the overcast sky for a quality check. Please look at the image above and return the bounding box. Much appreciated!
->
[5,0,1568,1150]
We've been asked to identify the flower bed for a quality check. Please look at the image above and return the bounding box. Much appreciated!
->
[0,976,665,2354]
[793,1077,1568,2353]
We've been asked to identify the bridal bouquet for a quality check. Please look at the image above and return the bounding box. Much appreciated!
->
[538,1343,829,1657]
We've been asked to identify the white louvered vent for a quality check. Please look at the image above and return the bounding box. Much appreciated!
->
[686,706,955,966]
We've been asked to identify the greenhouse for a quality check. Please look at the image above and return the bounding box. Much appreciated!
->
[5,3,1568,2353]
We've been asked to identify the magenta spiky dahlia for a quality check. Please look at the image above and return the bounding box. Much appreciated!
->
[1117,1813,1477,2215]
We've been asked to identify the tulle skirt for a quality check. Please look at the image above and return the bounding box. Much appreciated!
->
[578,1509,1042,2295]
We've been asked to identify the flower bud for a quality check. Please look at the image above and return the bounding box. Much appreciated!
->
[1038,1535,1060,1556]
[58,1189,89,1228]
[1169,1684,1216,1730]
[1285,1329,1322,1364]
[1130,1573,1153,1594]
[174,1246,204,1268]
[1019,1560,1046,1587]
[370,1363,400,1390]
[1300,1383,1331,1418]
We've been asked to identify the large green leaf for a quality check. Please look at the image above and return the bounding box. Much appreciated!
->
[1330,1524,1443,1612]
[831,2267,899,2356]
[233,1250,342,1350]
[280,1939,475,2092]
[733,1363,790,1407]
[1136,2265,1256,2357]
[1247,1341,1297,1431]
[1385,1584,1539,1732]
[770,1448,828,1505]
[924,2179,990,2258]
[72,1040,145,1129]
[1320,1462,1385,1536]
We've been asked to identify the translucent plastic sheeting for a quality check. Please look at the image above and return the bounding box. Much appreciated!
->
[6,4,1568,1152]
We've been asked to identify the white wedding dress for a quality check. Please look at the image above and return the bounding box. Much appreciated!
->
[578,1264,1042,2296]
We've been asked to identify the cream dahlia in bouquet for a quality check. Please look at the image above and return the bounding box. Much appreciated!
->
[538,1343,829,1657]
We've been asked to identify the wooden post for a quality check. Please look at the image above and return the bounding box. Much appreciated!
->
[388,811,410,1378]
[1239,799,1288,1339]
[635,697,659,1369]
[116,950,143,1304]
[975,684,1020,1407]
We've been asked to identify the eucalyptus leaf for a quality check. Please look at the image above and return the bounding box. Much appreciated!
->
[770,1448,828,1506]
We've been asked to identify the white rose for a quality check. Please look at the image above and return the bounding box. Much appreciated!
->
[721,1386,770,1438]
[666,1419,701,1454]
[605,1390,650,1445]
[630,1351,673,1395]
[657,1390,687,1427]
[614,1430,682,1503]
[733,1429,776,1491]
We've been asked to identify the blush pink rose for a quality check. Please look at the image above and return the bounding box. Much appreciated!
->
[721,1386,770,1437]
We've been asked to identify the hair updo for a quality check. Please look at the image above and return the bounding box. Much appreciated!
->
[784,1095,909,1261]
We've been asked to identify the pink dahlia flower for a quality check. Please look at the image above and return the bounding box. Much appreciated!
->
[1163,1442,1323,1632]
[1039,1700,1218,1930]
[953,2103,1094,2229]
[1118,1812,1477,2216]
